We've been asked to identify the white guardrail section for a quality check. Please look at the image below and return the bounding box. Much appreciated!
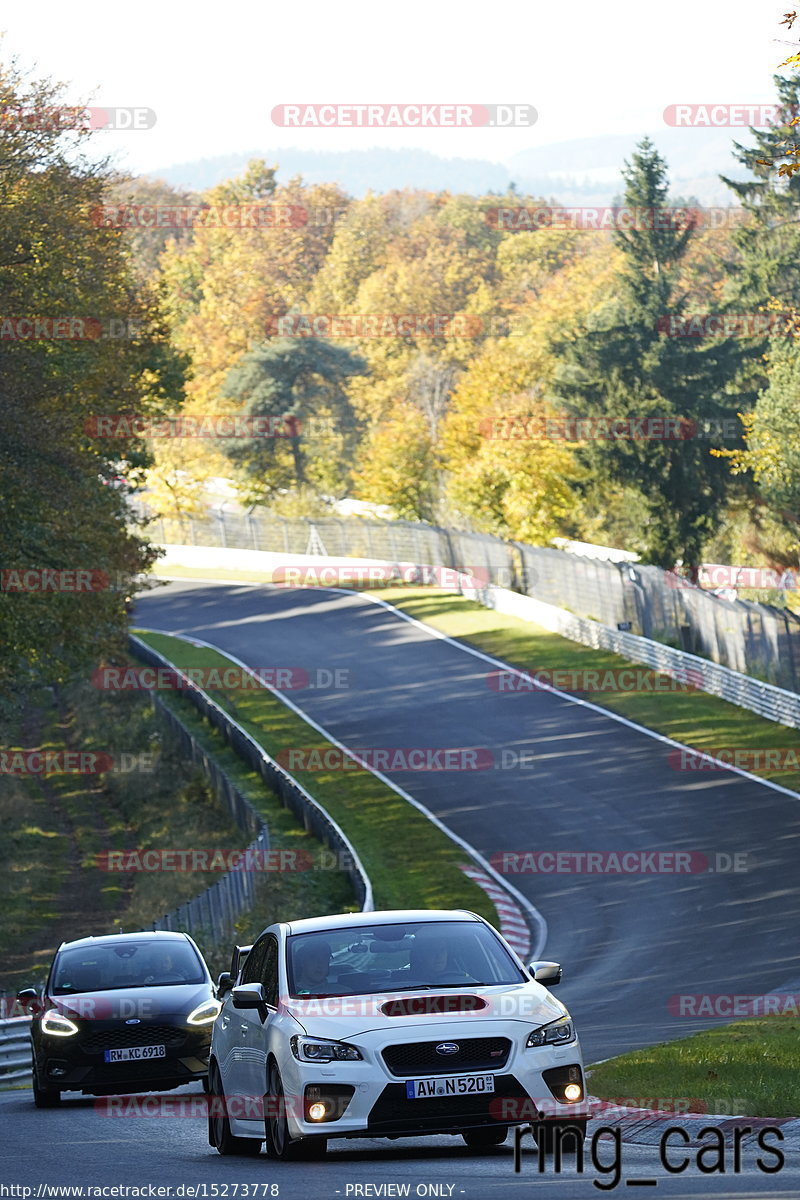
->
[154,544,800,730]
[0,1016,32,1083]
[464,582,800,731]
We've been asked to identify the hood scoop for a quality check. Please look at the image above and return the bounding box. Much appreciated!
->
[380,994,487,1017]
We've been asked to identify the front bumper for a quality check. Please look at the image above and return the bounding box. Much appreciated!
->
[279,1021,591,1140]
[34,1023,211,1095]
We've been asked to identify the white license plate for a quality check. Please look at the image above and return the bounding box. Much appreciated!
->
[104,1044,166,1063]
[406,1073,495,1099]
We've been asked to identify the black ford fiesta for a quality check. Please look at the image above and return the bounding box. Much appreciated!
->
[18,931,220,1106]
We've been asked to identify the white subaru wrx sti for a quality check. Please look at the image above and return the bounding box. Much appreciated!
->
[208,909,590,1160]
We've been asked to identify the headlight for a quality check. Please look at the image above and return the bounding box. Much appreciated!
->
[41,1010,79,1037]
[290,1035,362,1063]
[526,1016,575,1047]
[187,999,222,1026]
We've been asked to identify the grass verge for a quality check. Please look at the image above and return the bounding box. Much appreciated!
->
[1,675,354,991]
[0,682,244,991]
[587,1015,800,1118]
[368,588,800,794]
[148,573,800,791]
[132,630,498,924]
[122,668,357,951]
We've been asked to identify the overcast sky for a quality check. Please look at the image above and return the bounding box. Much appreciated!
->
[0,1,791,175]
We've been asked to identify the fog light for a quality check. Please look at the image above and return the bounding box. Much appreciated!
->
[564,1083,582,1102]
[304,1083,355,1122]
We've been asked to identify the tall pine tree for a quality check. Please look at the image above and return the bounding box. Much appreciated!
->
[716,76,800,563]
[221,338,365,501]
[722,74,800,309]
[551,139,744,568]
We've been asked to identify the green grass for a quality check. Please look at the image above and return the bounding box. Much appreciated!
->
[148,571,800,791]
[587,1015,800,1118]
[0,770,71,972]
[370,588,800,794]
[0,676,356,991]
[122,666,357,958]
[0,683,254,991]
[132,630,498,923]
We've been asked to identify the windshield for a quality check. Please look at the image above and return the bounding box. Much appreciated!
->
[52,940,205,993]
[287,920,524,998]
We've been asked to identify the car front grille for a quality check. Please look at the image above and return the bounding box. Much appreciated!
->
[381,1037,511,1077]
[81,1024,188,1054]
[88,1057,195,1086]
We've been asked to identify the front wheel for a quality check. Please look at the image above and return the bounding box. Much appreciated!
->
[264,1064,327,1161]
[462,1125,508,1150]
[533,1119,587,1155]
[32,1056,61,1108]
[207,1062,262,1156]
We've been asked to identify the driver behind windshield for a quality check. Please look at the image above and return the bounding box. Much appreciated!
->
[144,948,189,984]
[409,936,477,984]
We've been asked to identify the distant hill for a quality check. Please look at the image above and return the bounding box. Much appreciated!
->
[148,147,513,197]
[146,129,752,206]
[506,128,748,206]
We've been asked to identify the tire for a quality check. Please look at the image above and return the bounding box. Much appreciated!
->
[207,1062,262,1156]
[533,1119,587,1155]
[462,1126,509,1150]
[32,1056,61,1108]
[264,1063,327,1161]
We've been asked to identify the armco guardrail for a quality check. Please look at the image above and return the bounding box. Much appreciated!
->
[146,694,272,946]
[135,503,800,691]
[129,635,374,913]
[469,583,800,731]
[0,1017,32,1084]
[0,647,372,1082]
[144,542,800,731]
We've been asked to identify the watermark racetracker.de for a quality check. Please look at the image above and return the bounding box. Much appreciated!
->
[489,850,749,874]
[271,103,537,127]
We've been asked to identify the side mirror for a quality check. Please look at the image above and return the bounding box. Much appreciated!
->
[216,972,233,998]
[231,983,268,1021]
[15,988,42,1016]
[230,944,252,980]
[529,960,563,987]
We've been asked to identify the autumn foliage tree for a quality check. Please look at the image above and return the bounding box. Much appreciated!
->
[550,140,745,567]
[0,58,184,703]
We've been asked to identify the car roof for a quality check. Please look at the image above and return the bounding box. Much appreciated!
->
[282,909,483,936]
[56,931,192,952]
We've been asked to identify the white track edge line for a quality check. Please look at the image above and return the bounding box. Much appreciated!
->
[129,631,376,912]
[150,574,800,803]
[317,585,800,804]
[136,623,547,960]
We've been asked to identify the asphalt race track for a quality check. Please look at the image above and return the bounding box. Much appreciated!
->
[131,581,800,1060]
[2,1083,800,1199]
[5,578,798,1200]
[3,1084,800,1198]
